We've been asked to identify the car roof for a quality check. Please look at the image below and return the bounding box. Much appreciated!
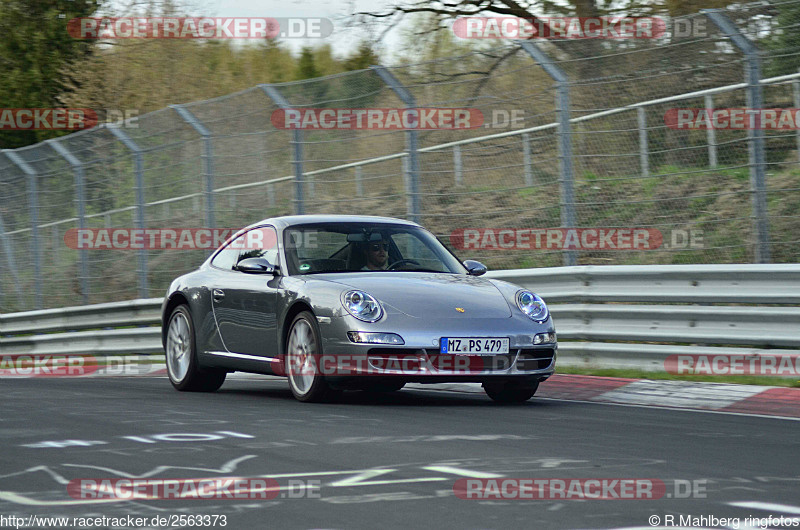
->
[244,214,422,231]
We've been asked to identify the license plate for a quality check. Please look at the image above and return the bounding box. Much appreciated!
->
[440,337,510,355]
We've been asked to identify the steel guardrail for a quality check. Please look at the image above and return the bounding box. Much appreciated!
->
[2,265,798,369]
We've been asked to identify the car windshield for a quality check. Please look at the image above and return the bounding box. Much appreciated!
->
[283,222,466,275]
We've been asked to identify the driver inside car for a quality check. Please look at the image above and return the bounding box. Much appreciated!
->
[361,239,390,270]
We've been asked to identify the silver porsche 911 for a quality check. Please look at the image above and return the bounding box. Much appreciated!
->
[161,215,556,403]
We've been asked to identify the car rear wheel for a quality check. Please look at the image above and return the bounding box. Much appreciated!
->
[165,305,226,392]
[286,311,337,402]
[483,380,538,403]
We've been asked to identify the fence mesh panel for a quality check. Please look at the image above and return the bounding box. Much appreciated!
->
[2,1,800,312]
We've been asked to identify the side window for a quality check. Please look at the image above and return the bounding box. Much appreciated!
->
[237,226,279,265]
[211,234,246,271]
[211,227,279,271]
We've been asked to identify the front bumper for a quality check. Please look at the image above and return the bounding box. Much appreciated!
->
[307,308,557,383]
[340,345,556,377]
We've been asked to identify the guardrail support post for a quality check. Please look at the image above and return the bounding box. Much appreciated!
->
[259,84,305,214]
[705,9,770,263]
[3,150,43,309]
[47,139,90,304]
[107,126,149,298]
[637,107,649,178]
[170,105,216,238]
[520,41,576,266]
[370,65,421,224]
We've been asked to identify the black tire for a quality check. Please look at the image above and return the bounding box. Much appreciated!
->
[285,311,338,403]
[483,380,538,403]
[165,305,226,392]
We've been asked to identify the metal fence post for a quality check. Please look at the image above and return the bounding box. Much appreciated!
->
[355,166,364,196]
[107,126,149,298]
[519,41,576,266]
[3,150,43,309]
[401,156,411,209]
[47,139,89,304]
[704,95,718,167]
[522,133,533,186]
[259,84,305,214]
[171,105,216,235]
[637,107,649,178]
[0,211,23,300]
[793,71,800,163]
[453,146,463,187]
[370,65,421,224]
[51,225,59,267]
[705,9,770,263]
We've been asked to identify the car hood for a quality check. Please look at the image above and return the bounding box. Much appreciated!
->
[318,272,513,318]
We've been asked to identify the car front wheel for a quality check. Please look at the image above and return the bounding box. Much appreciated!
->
[285,311,338,402]
[165,304,226,392]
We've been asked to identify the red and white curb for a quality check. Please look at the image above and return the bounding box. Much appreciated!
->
[409,374,800,419]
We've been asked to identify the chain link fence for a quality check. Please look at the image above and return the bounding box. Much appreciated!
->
[2,1,800,312]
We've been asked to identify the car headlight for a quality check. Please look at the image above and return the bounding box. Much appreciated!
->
[533,332,556,344]
[341,290,383,322]
[347,332,404,344]
[516,290,549,322]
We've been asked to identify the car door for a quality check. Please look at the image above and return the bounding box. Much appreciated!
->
[210,226,280,358]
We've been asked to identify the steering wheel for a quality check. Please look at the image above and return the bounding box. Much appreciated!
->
[387,259,421,270]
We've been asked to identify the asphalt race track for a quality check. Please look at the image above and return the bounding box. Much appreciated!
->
[0,375,797,530]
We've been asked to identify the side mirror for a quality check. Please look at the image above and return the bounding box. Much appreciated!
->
[236,257,277,275]
[463,260,487,276]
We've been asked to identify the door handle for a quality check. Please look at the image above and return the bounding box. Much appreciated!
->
[212,289,225,302]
